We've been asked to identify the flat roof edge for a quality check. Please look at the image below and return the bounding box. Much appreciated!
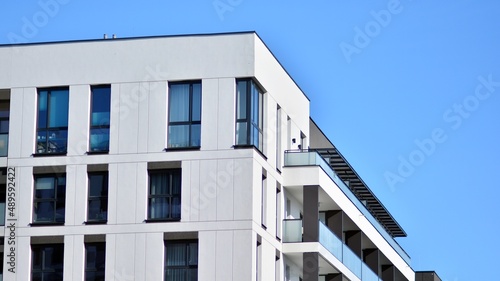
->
[0,30,257,48]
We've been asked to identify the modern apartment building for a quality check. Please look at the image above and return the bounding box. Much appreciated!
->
[0,32,439,281]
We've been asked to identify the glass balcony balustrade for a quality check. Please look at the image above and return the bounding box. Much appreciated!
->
[284,150,410,264]
[284,219,380,281]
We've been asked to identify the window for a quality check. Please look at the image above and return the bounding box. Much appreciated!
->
[0,100,9,156]
[85,242,106,281]
[276,183,282,239]
[89,85,110,152]
[299,131,306,151]
[256,240,262,281]
[235,79,264,151]
[148,169,181,221]
[275,252,281,281]
[32,244,64,281]
[33,175,66,224]
[261,173,267,228]
[276,105,281,170]
[36,88,69,154]
[164,240,198,281]
[168,81,201,148]
[87,172,108,222]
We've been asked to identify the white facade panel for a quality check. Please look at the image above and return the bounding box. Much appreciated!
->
[253,36,310,137]
[216,231,234,280]
[145,232,164,280]
[199,231,216,281]
[17,166,33,227]
[200,78,219,151]
[189,160,201,222]
[198,159,218,222]
[20,88,37,157]
[231,158,254,221]
[64,165,77,226]
[136,82,150,154]
[117,83,140,154]
[217,78,237,150]
[147,81,168,152]
[133,233,147,280]
[232,230,253,281]
[0,34,256,89]
[216,159,235,221]
[67,85,90,156]
[115,163,138,224]
[8,88,22,158]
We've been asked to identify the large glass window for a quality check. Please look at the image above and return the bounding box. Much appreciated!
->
[36,88,69,154]
[235,79,264,151]
[32,244,64,281]
[0,100,9,156]
[148,169,181,221]
[168,81,201,148]
[87,172,108,223]
[85,242,106,281]
[164,240,198,281]
[33,175,66,224]
[89,85,111,152]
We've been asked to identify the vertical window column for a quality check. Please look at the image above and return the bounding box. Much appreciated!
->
[235,79,264,152]
[276,105,282,170]
[261,171,267,229]
[89,85,111,152]
[276,183,282,239]
[36,88,69,154]
[168,81,201,149]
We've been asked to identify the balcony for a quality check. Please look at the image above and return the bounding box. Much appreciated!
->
[284,150,410,264]
[283,219,380,281]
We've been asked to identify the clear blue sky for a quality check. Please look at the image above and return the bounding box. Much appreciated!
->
[2,1,499,280]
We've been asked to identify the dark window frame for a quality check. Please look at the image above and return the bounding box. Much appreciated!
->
[0,100,9,157]
[89,85,111,153]
[86,172,108,223]
[85,242,106,281]
[235,78,264,152]
[32,174,66,225]
[147,169,182,222]
[167,81,202,149]
[31,243,64,281]
[35,87,69,155]
[164,240,198,281]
